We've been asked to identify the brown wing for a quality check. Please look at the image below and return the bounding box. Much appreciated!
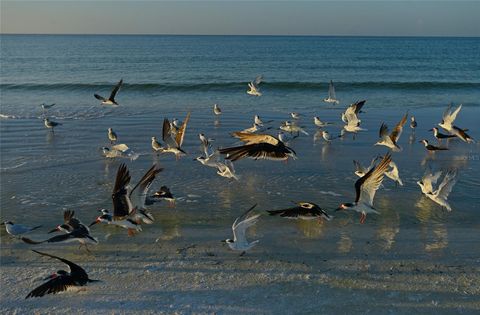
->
[219,143,294,161]
[389,112,408,142]
[354,153,392,205]
[162,118,172,142]
[231,132,280,145]
[26,274,75,298]
[112,163,132,218]
[175,112,191,147]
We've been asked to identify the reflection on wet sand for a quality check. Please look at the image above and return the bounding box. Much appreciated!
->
[374,197,400,251]
[337,231,353,254]
[415,197,449,252]
[295,219,327,239]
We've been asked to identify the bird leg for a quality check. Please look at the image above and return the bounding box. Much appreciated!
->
[359,213,367,224]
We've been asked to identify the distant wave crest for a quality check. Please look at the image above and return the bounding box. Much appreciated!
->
[2,81,479,93]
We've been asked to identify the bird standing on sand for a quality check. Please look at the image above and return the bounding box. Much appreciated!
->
[410,116,417,131]
[2,221,42,237]
[94,79,123,105]
[336,154,392,224]
[108,128,117,144]
[224,204,261,255]
[25,250,99,299]
[213,104,222,115]
[314,116,333,128]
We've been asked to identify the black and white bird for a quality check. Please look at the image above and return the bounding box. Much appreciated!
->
[41,103,56,112]
[429,127,456,142]
[313,116,333,128]
[254,115,272,126]
[417,169,457,211]
[48,210,87,234]
[375,112,408,151]
[89,164,162,236]
[151,136,163,153]
[107,128,118,144]
[151,186,176,207]
[290,112,301,120]
[94,79,123,105]
[438,104,474,143]
[419,139,448,152]
[410,116,417,131]
[247,75,262,96]
[213,104,222,115]
[44,118,62,133]
[25,250,99,299]
[336,154,392,224]
[219,132,296,162]
[224,204,261,254]
[2,221,42,237]
[280,121,309,136]
[161,112,191,159]
[267,202,331,221]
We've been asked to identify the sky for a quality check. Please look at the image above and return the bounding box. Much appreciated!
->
[1,1,479,36]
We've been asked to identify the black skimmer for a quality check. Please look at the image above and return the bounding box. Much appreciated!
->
[429,127,456,142]
[43,118,61,133]
[21,224,98,252]
[323,80,340,104]
[375,112,408,151]
[336,153,392,224]
[108,128,117,144]
[25,250,99,299]
[2,221,42,237]
[267,202,331,221]
[247,75,262,96]
[94,79,123,105]
[219,132,296,162]
[151,186,176,207]
[223,204,260,255]
[48,210,87,234]
[417,169,457,211]
[313,116,333,128]
[342,100,367,134]
[450,126,474,143]
[213,104,222,115]
[420,139,448,152]
[161,112,191,159]
[89,164,162,235]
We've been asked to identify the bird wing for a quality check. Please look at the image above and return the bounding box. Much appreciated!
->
[421,170,442,193]
[162,118,178,148]
[379,123,389,138]
[355,153,392,207]
[352,100,366,114]
[447,104,462,126]
[232,205,259,243]
[434,170,457,199]
[26,273,75,298]
[175,112,191,147]
[389,112,408,142]
[254,75,263,86]
[219,143,294,161]
[231,132,280,145]
[129,165,162,209]
[31,250,87,276]
[353,160,366,174]
[109,79,123,101]
[111,163,132,218]
[94,94,107,102]
[111,143,129,152]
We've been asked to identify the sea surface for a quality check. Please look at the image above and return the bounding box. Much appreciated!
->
[1,35,479,260]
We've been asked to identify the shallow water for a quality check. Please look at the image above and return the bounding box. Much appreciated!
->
[1,35,479,260]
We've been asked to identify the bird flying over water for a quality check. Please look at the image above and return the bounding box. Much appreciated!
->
[342,100,367,134]
[161,112,191,159]
[267,202,331,221]
[417,169,457,211]
[25,250,99,299]
[224,204,261,254]
[375,112,408,151]
[323,80,340,104]
[94,79,123,105]
[247,75,263,96]
[219,132,296,162]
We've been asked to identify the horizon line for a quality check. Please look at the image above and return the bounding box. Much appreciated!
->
[1,33,479,38]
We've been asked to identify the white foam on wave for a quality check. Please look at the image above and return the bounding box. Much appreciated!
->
[0,162,27,171]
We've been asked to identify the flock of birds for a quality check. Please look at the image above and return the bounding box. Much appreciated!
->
[3,76,476,299]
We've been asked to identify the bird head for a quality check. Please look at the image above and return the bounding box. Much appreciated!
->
[336,203,355,211]
[419,139,429,146]
[1,221,13,226]
[48,225,62,234]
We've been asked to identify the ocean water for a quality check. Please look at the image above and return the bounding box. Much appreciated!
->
[1,35,479,260]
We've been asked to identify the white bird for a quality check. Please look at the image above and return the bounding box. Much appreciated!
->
[375,112,408,151]
[102,144,137,160]
[2,221,42,237]
[280,121,309,136]
[216,160,239,180]
[417,169,457,211]
[94,79,123,105]
[323,80,340,104]
[41,103,55,111]
[213,104,222,115]
[439,104,462,132]
[44,118,62,133]
[290,112,301,119]
[151,136,163,153]
[224,204,261,254]
[247,75,263,96]
[313,116,333,128]
[384,161,403,186]
[342,100,367,134]
[108,128,117,144]
[318,130,339,143]
[353,156,380,177]
[337,154,392,224]
[410,116,417,131]
[278,131,296,143]
[240,123,271,134]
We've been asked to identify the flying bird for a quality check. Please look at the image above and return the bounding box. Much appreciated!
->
[375,112,408,151]
[267,202,331,221]
[417,169,457,211]
[219,132,296,162]
[247,75,263,96]
[25,250,99,299]
[323,80,340,104]
[161,112,191,159]
[94,79,123,105]
[419,139,448,152]
[224,204,261,254]
[336,153,392,224]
